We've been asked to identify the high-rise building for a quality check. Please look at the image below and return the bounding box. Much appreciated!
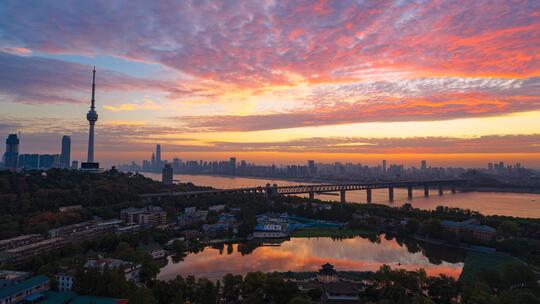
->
[421,160,427,171]
[162,163,173,185]
[39,154,60,169]
[3,134,20,170]
[81,67,99,170]
[156,144,161,164]
[60,135,71,169]
[229,157,237,175]
[308,160,317,176]
[18,154,39,169]
[382,160,387,174]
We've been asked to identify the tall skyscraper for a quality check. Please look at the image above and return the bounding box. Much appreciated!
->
[421,160,427,171]
[308,160,317,176]
[230,157,237,175]
[162,163,173,185]
[156,144,161,164]
[81,67,99,170]
[3,134,19,170]
[60,135,71,169]
[382,160,387,174]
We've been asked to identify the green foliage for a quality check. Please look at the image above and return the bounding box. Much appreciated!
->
[287,296,311,304]
[373,265,458,304]
[0,169,204,237]
[420,218,443,239]
[497,220,519,237]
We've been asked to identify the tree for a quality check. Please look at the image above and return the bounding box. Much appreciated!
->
[288,296,311,304]
[307,287,323,301]
[427,274,458,304]
[500,261,537,291]
[194,279,217,304]
[222,273,243,303]
[498,221,519,237]
[129,287,158,304]
[420,219,443,239]
[406,219,420,234]
[241,272,266,303]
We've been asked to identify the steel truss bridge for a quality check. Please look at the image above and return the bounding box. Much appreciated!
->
[140,179,467,203]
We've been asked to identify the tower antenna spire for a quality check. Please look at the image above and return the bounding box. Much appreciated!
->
[91,66,96,109]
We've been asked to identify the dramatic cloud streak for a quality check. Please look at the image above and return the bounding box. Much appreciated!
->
[0,0,538,86]
[174,76,540,131]
[1,1,539,165]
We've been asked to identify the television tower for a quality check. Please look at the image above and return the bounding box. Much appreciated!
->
[81,67,100,170]
[87,67,98,163]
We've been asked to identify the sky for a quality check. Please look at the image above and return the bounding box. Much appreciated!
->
[1,0,539,168]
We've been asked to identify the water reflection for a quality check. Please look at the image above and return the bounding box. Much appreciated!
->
[158,234,465,281]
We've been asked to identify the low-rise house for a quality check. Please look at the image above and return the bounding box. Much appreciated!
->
[0,270,29,289]
[59,205,83,212]
[441,218,497,241]
[323,281,359,302]
[120,206,167,227]
[84,258,141,282]
[55,268,76,292]
[208,204,226,212]
[253,216,289,238]
[0,275,50,304]
[203,213,239,238]
[178,209,208,228]
[253,214,342,238]
[141,245,166,260]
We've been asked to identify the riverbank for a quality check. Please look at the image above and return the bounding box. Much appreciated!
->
[460,187,540,195]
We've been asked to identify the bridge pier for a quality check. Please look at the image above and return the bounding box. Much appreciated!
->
[438,185,444,196]
[366,188,372,203]
[407,186,413,199]
[309,192,315,199]
[424,185,429,197]
[389,187,394,201]
[340,190,346,203]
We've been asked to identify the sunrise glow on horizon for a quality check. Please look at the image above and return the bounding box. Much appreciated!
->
[1,1,539,167]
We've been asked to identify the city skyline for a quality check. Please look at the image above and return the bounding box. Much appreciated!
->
[1,1,540,167]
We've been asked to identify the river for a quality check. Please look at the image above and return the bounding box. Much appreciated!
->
[157,235,466,281]
[143,173,540,218]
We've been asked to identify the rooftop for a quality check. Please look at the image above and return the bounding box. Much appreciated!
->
[0,275,49,300]
[70,295,128,304]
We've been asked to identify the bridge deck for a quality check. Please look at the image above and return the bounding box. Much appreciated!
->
[139,179,466,198]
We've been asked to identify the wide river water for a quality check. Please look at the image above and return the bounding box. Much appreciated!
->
[142,173,537,280]
[143,173,540,218]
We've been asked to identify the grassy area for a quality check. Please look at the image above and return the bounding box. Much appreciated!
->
[459,251,518,284]
[291,228,376,238]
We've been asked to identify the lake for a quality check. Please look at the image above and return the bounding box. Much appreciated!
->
[157,235,466,281]
[143,173,540,218]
